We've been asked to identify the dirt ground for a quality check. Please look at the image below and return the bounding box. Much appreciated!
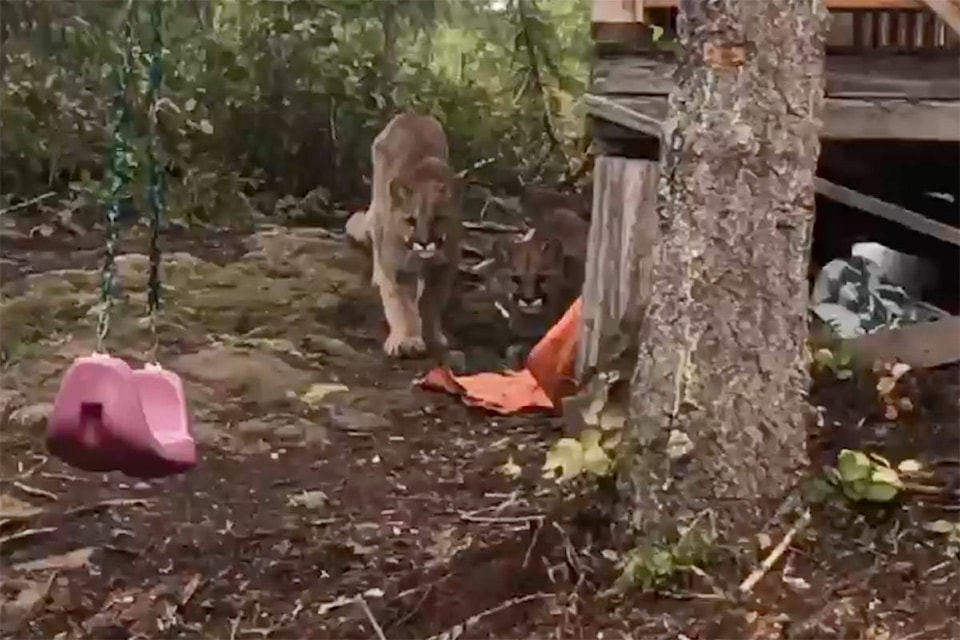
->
[1,211,958,639]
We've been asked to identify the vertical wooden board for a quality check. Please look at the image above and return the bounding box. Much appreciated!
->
[592,0,644,24]
[577,156,660,378]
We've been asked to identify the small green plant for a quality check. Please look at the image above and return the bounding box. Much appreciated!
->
[812,345,854,380]
[541,373,626,483]
[607,511,717,591]
[826,449,913,503]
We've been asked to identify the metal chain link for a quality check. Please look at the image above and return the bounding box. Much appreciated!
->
[95,3,136,353]
[95,0,167,360]
[145,0,166,363]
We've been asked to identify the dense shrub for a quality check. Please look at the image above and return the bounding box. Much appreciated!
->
[0,0,589,221]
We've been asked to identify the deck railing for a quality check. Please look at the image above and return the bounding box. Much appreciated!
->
[592,0,960,51]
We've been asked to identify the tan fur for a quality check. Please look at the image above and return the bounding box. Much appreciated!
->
[492,207,588,341]
[349,112,463,358]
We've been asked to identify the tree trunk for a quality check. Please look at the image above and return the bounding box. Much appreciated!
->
[622,0,828,545]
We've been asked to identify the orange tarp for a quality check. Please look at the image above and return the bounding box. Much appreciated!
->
[418,298,582,414]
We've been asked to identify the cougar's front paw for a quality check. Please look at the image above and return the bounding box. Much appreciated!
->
[429,329,449,350]
[383,333,427,358]
[506,343,529,369]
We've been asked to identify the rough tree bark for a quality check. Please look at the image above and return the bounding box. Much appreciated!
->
[623,0,828,545]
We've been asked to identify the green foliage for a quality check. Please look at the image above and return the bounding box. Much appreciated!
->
[608,511,717,592]
[825,449,914,504]
[1,0,589,222]
[812,345,854,380]
[924,519,960,557]
[542,373,627,483]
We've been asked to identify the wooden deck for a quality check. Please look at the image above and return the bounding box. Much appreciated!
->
[578,0,960,380]
[588,1,960,142]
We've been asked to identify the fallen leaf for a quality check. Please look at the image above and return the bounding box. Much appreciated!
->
[301,382,350,409]
[876,376,896,396]
[542,438,583,482]
[924,519,957,534]
[890,362,911,380]
[581,429,612,476]
[288,490,328,510]
[499,456,521,480]
[897,459,922,474]
[782,575,811,591]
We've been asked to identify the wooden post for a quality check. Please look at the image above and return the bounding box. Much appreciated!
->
[577,155,660,379]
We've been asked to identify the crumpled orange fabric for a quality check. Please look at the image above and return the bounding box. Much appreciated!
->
[418,298,582,414]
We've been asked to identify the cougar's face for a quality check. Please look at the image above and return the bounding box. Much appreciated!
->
[498,230,564,323]
[392,177,458,266]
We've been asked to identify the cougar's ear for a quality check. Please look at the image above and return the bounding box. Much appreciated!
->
[540,237,564,264]
[490,236,514,267]
[390,178,412,206]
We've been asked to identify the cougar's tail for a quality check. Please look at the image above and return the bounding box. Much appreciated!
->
[345,209,371,246]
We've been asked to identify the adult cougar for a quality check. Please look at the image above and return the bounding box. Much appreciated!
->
[345,113,463,358]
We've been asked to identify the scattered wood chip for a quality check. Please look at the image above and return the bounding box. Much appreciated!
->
[11,481,58,501]
[180,573,203,607]
[64,498,153,517]
[13,547,96,573]
[287,490,328,510]
[0,526,57,546]
[426,592,553,640]
[462,220,524,234]
[0,493,44,521]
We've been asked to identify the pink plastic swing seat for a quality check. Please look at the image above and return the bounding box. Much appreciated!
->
[47,353,197,479]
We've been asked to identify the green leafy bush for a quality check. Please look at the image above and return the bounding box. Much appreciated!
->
[1,0,589,222]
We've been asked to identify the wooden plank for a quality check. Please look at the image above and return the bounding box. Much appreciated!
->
[591,54,960,100]
[824,55,960,99]
[591,56,677,96]
[582,94,666,139]
[814,178,960,247]
[586,97,960,244]
[842,315,960,368]
[611,0,925,11]
[578,156,660,378]
[821,97,960,140]
[586,93,960,142]
[918,0,960,36]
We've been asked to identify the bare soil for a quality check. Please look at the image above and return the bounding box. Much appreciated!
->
[1,213,957,639]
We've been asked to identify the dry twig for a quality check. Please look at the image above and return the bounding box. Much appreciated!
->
[460,513,544,524]
[12,481,58,501]
[356,596,387,640]
[427,592,553,640]
[739,509,812,594]
[462,220,524,234]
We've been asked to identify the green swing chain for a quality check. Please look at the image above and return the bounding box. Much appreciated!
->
[95,4,135,352]
[95,0,166,360]
[144,0,166,363]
